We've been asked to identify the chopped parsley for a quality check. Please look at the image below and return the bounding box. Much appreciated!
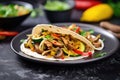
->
[45,35,53,40]
[20,39,25,43]
[93,52,107,58]
[80,29,94,36]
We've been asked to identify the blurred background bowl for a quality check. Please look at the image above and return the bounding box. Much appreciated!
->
[0,1,33,28]
[43,0,75,23]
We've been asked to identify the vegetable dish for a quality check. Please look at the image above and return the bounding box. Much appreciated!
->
[20,24,104,61]
[0,4,30,17]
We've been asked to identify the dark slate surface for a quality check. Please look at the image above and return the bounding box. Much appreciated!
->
[0,1,120,80]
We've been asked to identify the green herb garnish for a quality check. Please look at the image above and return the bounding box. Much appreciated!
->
[80,29,94,36]
[20,39,26,43]
[80,30,86,36]
[45,35,53,40]
[94,52,107,58]
[108,0,120,17]
[89,29,94,34]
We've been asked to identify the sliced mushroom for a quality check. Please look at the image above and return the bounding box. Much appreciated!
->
[61,37,68,45]
[85,32,91,40]
[44,40,53,49]
[34,43,43,54]
[51,40,63,47]
[93,34,101,42]
[93,41,101,48]
[54,48,63,58]
[85,45,92,52]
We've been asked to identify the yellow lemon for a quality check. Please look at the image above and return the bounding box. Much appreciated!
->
[80,4,113,22]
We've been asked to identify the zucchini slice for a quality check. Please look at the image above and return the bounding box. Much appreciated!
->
[32,36,43,43]
[78,42,85,52]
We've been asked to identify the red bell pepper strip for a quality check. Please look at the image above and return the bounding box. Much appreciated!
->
[51,33,60,37]
[73,49,83,55]
[82,52,92,57]
[75,0,102,10]
[0,31,19,36]
[75,27,80,33]
[73,49,92,57]
[51,33,60,39]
